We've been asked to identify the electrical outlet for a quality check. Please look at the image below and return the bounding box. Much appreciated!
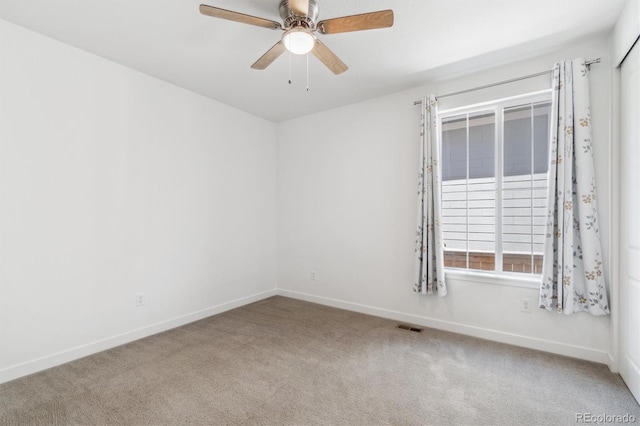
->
[520,297,531,313]
[311,271,318,281]
[135,292,145,307]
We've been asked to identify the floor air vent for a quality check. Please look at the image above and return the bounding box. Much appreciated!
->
[396,324,423,333]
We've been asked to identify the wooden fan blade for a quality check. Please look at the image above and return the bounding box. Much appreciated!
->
[317,10,393,34]
[311,40,348,75]
[289,0,309,16]
[199,4,281,30]
[251,41,287,70]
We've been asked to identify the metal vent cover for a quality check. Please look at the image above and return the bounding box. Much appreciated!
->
[396,324,423,333]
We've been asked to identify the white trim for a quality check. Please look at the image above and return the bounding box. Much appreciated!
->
[439,90,552,277]
[277,288,609,364]
[439,89,552,116]
[609,55,621,373]
[445,269,539,288]
[1,287,611,384]
[0,289,277,384]
[465,113,470,267]
[495,106,504,272]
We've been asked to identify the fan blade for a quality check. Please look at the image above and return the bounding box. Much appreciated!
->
[317,10,393,34]
[311,40,348,75]
[199,4,281,30]
[251,41,287,70]
[289,0,309,16]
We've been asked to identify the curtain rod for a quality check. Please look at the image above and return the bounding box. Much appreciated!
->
[413,58,601,105]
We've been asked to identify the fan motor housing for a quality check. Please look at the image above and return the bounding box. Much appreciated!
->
[279,0,319,28]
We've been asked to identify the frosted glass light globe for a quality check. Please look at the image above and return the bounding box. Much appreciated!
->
[282,28,315,55]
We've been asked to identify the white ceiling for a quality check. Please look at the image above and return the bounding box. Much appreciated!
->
[0,0,627,122]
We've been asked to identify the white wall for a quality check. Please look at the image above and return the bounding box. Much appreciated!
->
[0,17,619,385]
[612,0,640,66]
[277,33,614,364]
[0,19,277,383]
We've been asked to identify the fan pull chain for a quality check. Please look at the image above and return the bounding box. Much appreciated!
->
[306,52,309,91]
[288,51,292,84]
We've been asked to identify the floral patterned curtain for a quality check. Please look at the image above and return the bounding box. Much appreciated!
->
[539,59,609,315]
[414,95,447,296]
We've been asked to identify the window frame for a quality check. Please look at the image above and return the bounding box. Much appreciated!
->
[438,89,552,283]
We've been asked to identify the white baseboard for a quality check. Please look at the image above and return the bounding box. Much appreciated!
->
[277,289,611,365]
[1,287,611,384]
[608,352,618,373]
[0,289,277,384]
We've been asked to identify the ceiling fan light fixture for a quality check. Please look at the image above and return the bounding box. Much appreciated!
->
[282,28,316,55]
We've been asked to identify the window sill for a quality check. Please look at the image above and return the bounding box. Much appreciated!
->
[444,269,539,289]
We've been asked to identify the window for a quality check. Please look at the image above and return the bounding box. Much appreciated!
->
[439,91,551,275]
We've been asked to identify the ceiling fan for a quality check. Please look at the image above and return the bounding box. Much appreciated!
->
[199,0,394,75]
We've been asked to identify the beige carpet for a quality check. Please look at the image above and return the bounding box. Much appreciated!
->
[1,296,638,425]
